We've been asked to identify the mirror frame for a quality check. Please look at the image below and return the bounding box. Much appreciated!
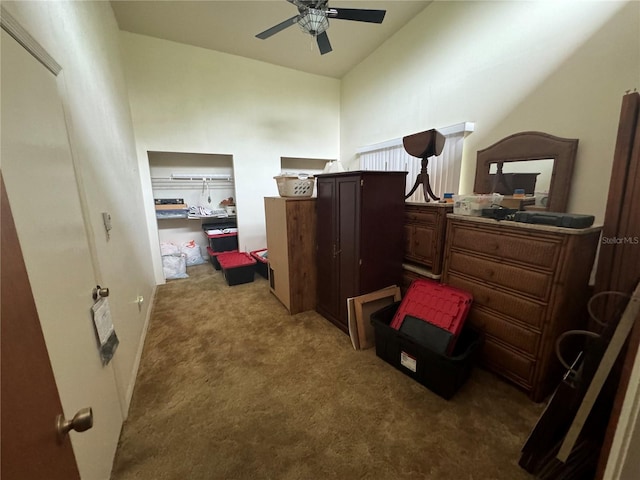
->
[474,131,578,212]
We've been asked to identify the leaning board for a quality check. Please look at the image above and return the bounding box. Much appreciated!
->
[353,286,402,350]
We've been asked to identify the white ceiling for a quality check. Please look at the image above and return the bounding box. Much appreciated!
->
[110,0,431,78]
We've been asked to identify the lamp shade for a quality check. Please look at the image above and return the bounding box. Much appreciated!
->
[298,9,329,36]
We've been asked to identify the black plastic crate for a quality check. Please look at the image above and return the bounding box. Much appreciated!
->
[371,302,483,399]
[218,252,256,286]
[202,221,237,231]
[203,221,238,252]
[206,246,238,271]
[206,233,238,252]
[250,249,268,279]
[391,278,472,355]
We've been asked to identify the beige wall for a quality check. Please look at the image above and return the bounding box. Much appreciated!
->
[341,0,639,223]
[2,0,155,461]
[120,32,341,283]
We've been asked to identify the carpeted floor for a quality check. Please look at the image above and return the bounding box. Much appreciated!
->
[111,263,543,480]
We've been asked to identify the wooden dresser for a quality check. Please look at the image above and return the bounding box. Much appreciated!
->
[264,197,316,315]
[402,203,452,292]
[442,214,601,402]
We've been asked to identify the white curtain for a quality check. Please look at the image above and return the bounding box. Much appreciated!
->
[357,124,472,203]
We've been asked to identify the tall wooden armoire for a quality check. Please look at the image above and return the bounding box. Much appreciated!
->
[315,171,407,333]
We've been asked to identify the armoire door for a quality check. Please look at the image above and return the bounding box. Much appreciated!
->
[336,174,361,327]
[316,177,338,322]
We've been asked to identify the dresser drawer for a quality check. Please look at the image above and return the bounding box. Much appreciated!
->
[448,251,552,301]
[481,338,535,386]
[449,223,561,269]
[467,306,540,355]
[404,207,437,226]
[446,273,546,329]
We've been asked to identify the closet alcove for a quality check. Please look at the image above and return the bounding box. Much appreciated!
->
[147,151,236,273]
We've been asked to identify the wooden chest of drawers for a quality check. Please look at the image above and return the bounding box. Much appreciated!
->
[442,214,601,401]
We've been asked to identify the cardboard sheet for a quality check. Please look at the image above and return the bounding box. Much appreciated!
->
[347,297,360,350]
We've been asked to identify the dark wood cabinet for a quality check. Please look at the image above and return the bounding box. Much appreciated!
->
[316,171,407,333]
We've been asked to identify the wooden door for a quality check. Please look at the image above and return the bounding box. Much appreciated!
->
[1,176,80,480]
[1,29,123,479]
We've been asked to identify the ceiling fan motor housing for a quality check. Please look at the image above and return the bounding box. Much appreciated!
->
[298,8,329,36]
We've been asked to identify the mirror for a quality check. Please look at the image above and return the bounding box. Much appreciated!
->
[488,159,554,207]
[474,131,578,212]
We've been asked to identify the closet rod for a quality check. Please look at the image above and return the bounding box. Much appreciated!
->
[170,173,232,181]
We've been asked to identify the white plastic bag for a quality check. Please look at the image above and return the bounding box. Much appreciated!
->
[160,241,180,256]
[162,254,188,280]
[181,240,205,266]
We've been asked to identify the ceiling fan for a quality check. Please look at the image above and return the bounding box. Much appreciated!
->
[256,0,386,55]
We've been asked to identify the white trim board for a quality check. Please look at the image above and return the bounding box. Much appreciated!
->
[0,6,61,75]
[356,122,475,155]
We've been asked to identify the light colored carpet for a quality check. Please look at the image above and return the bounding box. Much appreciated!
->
[111,263,542,479]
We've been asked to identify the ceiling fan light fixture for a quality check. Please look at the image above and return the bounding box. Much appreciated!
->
[298,8,329,36]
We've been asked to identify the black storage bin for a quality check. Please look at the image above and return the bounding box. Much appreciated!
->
[250,249,269,279]
[206,246,238,270]
[206,233,238,252]
[202,221,238,252]
[202,221,236,231]
[371,302,483,400]
[218,252,256,286]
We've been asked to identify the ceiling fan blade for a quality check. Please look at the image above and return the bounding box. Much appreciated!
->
[328,8,386,23]
[256,15,300,39]
[316,31,332,55]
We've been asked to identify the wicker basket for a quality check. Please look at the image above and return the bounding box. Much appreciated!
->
[274,175,315,197]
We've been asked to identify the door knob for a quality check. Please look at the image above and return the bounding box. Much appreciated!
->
[92,285,109,300]
[56,407,93,442]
